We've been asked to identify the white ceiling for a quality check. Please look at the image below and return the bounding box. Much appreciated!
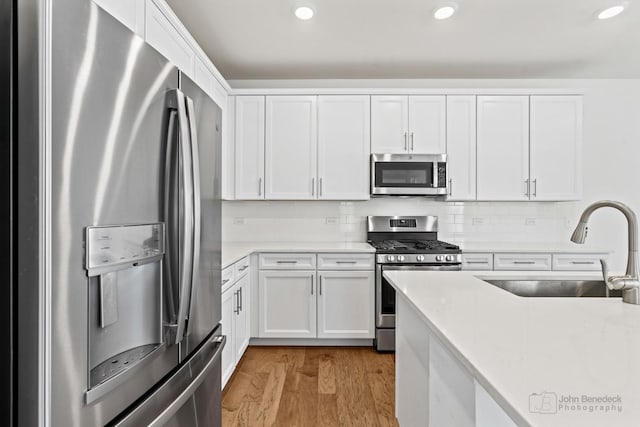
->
[166,0,640,80]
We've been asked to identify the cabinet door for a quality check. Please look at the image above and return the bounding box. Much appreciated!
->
[317,96,370,200]
[265,96,317,199]
[371,96,409,154]
[409,96,446,153]
[93,0,145,36]
[259,271,316,338]
[234,275,250,361]
[221,287,236,388]
[446,96,477,201]
[317,271,374,339]
[477,96,530,201]
[235,96,265,199]
[144,0,194,75]
[530,96,582,201]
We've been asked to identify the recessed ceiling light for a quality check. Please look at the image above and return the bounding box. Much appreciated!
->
[597,4,626,19]
[433,5,457,20]
[295,6,314,20]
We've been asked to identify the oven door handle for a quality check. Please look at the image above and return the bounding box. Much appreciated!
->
[381,264,462,272]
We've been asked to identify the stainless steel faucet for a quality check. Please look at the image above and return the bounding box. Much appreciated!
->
[570,200,640,304]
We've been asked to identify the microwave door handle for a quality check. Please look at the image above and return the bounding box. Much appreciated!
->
[185,96,201,336]
[432,162,438,188]
[166,89,194,345]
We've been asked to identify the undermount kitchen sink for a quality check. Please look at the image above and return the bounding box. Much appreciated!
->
[482,279,622,298]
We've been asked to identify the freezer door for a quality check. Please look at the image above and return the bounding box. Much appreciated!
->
[109,329,225,427]
[179,74,223,361]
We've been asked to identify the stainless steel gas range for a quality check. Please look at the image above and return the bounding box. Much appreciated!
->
[367,216,462,351]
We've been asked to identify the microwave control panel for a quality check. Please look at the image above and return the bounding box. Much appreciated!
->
[437,162,447,187]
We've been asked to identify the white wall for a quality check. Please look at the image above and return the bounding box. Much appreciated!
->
[223,79,640,273]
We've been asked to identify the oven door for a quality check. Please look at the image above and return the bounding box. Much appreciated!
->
[371,154,447,196]
[376,263,461,328]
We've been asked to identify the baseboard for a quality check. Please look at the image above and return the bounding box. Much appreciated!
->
[249,338,374,347]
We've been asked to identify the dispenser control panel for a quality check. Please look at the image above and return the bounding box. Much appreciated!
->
[85,223,164,274]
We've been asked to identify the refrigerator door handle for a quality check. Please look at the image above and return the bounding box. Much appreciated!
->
[147,335,226,427]
[166,89,195,344]
[185,96,201,336]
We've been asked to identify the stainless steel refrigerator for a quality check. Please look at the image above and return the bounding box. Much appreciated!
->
[43,1,225,426]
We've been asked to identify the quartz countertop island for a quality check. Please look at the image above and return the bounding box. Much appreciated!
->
[385,270,640,427]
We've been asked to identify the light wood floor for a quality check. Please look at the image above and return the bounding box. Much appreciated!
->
[222,346,399,427]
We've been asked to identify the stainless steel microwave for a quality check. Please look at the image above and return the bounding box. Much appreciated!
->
[371,154,448,196]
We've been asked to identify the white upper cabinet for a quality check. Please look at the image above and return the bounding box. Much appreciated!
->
[477,96,530,201]
[235,96,265,199]
[530,96,582,201]
[409,96,446,153]
[145,0,194,76]
[93,0,145,36]
[317,96,370,200]
[372,95,446,154]
[446,96,477,201]
[371,96,409,154]
[265,96,318,200]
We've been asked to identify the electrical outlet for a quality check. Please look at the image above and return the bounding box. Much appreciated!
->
[325,217,339,225]
[525,218,536,226]
[233,217,245,225]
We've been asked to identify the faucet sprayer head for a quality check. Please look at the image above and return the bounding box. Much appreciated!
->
[570,221,588,244]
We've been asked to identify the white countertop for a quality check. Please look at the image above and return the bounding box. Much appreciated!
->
[385,269,640,427]
[222,241,375,268]
[460,241,610,254]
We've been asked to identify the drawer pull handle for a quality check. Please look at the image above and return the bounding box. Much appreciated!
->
[466,261,489,265]
[513,261,536,265]
[238,265,249,271]
[222,279,230,284]
[276,260,298,264]
[336,261,357,264]
[571,261,595,265]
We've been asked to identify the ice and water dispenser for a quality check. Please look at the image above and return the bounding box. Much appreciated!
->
[85,223,165,401]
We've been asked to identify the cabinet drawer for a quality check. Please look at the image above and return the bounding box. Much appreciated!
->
[317,253,374,270]
[493,253,551,271]
[259,253,316,270]
[235,256,251,278]
[461,253,493,271]
[552,253,607,271]
[222,265,235,292]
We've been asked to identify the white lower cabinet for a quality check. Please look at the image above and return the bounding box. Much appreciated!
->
[396,295,518,427]
[221,260,251,389]
[258,270,317,338]
[258,253,375,340]
[221,285,236,387]
[317,271,374,339]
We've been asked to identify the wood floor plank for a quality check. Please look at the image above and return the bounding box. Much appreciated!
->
[335,349,382,427]
[222,346,398,427]
[254,362,287,426]
[318,353,336,395]
[317,393,339,427]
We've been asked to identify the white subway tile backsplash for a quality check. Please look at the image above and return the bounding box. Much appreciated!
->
[222,200,570,244]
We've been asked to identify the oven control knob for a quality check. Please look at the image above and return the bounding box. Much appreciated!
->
[397,255,405,262]
[387,255,395,262]
[436,255,444,262]
[416,255,425,262]
[446,255,454,262]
